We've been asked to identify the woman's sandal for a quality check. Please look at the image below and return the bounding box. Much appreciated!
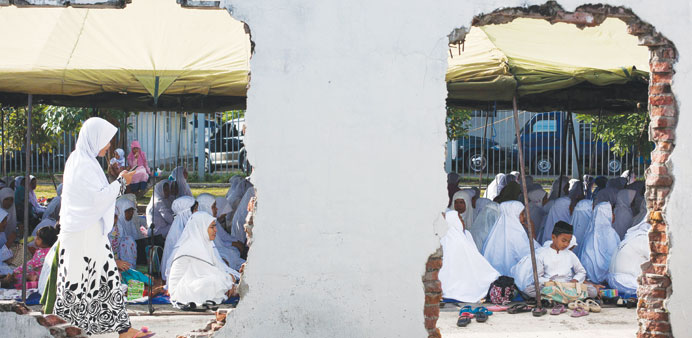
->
[550,304,566,315]
[456,312,474,327]
[570,306,589,318]
[532,307,547,317]
[128,327,156,338]
[472,307,492,323]
[568,300,587,310]
[585,299,602,313]
[508,303,532,314]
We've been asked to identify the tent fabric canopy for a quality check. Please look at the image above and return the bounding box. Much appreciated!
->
[0,0,250,110]
[446,18,650,111]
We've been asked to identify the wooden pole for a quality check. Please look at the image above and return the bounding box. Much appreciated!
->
[478,104,492,191]
[511,96,542,308]
[21,94,32,303]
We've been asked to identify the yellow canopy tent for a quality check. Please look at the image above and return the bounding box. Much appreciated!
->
[0,0,250,111]
[446,18,650,113]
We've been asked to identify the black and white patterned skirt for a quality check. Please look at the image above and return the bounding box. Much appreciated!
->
[54,224,131,335]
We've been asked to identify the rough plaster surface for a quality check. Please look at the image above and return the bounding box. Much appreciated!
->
[207,0,692,337]
[0,313,52,338]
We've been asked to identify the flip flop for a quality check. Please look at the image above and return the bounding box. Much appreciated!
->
[131,327,156,338]
[456,312,473,327]
[203,300,219,311]
[472,306,493,316]
[585,299,601,313]
[508,303,532,314]
[458,305,474,315]
[568,300,587,310]
[550,304,566,315]
[475,311,488,323]
[532,307,547,317]
[486,305,509,312]
[570,307,589,318]
[180,302,206,312]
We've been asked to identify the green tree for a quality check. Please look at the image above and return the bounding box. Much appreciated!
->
[446,107,472,140]
[577,111,652,158]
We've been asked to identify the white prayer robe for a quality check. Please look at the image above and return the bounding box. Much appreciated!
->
[538,196,571,244]
[483,201,531,276]
[535,245,587,284]
[607,221,651,295]
[161,196,195,282]
[581,202,621,283]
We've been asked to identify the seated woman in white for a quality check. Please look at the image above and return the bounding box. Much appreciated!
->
[607,220,651,295]
[439,190,499,302]
[161,196,196,282]
[468,201,499,253]
[213,197,245,271]
[580,202,621,284]
[483,201,532,276]
[168,212,239,306]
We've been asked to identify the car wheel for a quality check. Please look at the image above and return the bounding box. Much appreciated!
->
[238,148,252,175]
[608,158,622,174]
[466,150,487,173]
[205,154,215,173]
[535,154,553,175]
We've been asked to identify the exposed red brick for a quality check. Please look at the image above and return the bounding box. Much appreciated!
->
[424,304,440,318]
[649,105,676,118]
[641,320,672,333]
[423,270,439,282]
[650,62,673,73]
[638,298,664,310]
[650,221,667,232]
[650,151,671,164]
[64,325,82,337]
[649,84,672,95]
[638,333,672,338]
[648,165,668,176]
[649,264,668,275]
[650,253,668,265]
[650,212,664,222]
[650,127,675,141]
[652,73,673,84]
[649,232,667,243]
[649,95,674,105]
[638,310,669,322]
[424,317,438,329]
[650,242,669,255]
[425,293,442,304]
[426,258,442,271]
[646,175,673,187]
[31,314,48,327]
[656,142,674,152]
[428,328,442,338]
[650,117,676,129]
[641,274,671,288]
[424,280,442,293]
[43,314,67,327]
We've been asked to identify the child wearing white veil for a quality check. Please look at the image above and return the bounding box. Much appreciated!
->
[196,193,216,216]
[168,212,238,306]
[439,190,498,302]
[169,166,193,198]
[607,220,651,295]
[161,196,196,282]
[145,181,174,238]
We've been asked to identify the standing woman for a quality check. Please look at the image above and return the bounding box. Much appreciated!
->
[55,118,150,338]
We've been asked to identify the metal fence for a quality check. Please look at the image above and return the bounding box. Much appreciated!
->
[0,111,247,177]
[447,110,648,180]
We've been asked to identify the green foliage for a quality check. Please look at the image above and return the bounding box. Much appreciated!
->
[577,111,652,157]
[446,107,472,140]
[220,110,245,123]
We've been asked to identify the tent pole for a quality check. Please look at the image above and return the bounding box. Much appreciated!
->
[511,95,542,309]
[568,113,583,178]
[148,76,160,315]
[478,103,492,190]
[1,109,5,178]
[21,94,32,303]
[557,111,568,198]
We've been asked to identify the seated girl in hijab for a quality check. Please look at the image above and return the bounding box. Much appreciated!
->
[109,200,139,267]
[538,182,583,244]
[482,201,533,276]
[168,212,239,306]
[484,173,509,201]
[468,200,499,253]
[213,197,245,271]
[126,140,151,194]
[439,190,499,302]
[2,226,58,288]
[145,181,175,238]
[169,166,193,198]
[580,202,621,284]
[0,210,13,275]
[15,177,43,230]
[521,221,596,299]
[108,148,126,179]
[570,199,593,258]
[607,220,651,295]
[612,189,637,240]
[42,184,62,221]
[161,196,197,282]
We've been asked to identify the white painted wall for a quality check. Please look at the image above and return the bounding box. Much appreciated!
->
[211,0,692,337]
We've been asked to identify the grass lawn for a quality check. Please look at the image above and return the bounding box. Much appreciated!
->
[35,183,230,205]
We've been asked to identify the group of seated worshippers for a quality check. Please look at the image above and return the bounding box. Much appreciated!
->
[107,140,152,196]
[0,175,62,292]
[439,170,649,303]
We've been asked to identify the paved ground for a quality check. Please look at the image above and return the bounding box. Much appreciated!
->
[439,302,637,338]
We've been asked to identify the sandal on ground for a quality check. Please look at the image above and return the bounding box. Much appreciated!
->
[616,297,626,307]
[568,300,587,310]
[203,300,219,311]
[180,302,205,312]
[570,307,589,318]
[532,307,547,317]
[550,304,566,315]
[585,299,601,313]
[458,305,474,315]
[474,310,489,323]
[508,303,532,314]
[128,327,156,338]
[486,305,509,312]
[472,306,493,316]
[456,312,473,327]
[626,298,637,309]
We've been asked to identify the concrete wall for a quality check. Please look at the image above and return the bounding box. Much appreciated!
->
[211,0,691,337]
[0,312,52,338]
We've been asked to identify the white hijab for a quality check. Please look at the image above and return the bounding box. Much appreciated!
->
[0,188,17,238]
[538,196,571,244]
[43,184,63,221]
[449,190,474,227]
[527,188,547,235]
[171,211,227,269]
[482,201,531,276]
[548,176,569,200]
[468,201,500,253]
[581,202,621,283]
[162,196,196,281]
[169,166,193,198]
[571,199,593,258]
[484,173,506,201]
[111,148,126,167]
[613,189,637,240]
[196,193,216,215]
[115,197,139,240]
[60,117,119,235]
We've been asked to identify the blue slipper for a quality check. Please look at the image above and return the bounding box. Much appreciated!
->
[473,306,493,316]
[458,305,474,315]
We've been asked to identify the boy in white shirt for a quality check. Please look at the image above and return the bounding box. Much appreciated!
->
[525,221,597,298]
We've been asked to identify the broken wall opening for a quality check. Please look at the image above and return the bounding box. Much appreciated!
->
[428,2,678,337]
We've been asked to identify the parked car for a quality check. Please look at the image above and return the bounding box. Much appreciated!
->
[451,135,504,173]
[204,118,251,174]
[512,112,625,175]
